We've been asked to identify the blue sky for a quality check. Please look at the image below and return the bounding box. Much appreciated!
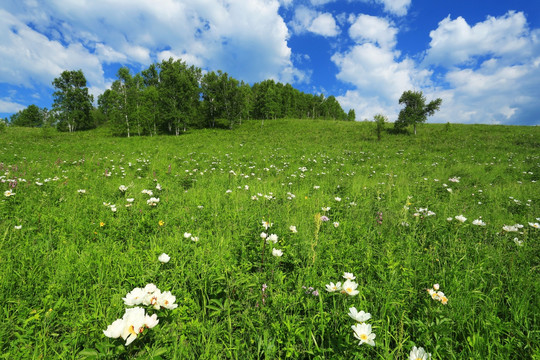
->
[1,0,539,125]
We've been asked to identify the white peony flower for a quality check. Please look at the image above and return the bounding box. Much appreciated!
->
[348,307,371,322]
[158,253,170,263]
[272,248,283,257]
[351,322,376,346]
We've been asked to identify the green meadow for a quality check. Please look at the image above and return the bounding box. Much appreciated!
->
[1,120,539,359]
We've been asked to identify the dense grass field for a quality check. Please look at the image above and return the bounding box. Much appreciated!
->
[1,120,539,359]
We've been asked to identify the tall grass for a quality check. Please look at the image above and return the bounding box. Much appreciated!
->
[0,120,538,359]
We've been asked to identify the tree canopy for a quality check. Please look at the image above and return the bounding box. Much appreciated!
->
[394,90,442,134]
[52,70,94,132]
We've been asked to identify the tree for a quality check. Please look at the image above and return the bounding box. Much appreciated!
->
[395,90,442,135]
[10,104,43,127]
[374,114,386,141]
[52,70,94,132]
[347,109,356,121]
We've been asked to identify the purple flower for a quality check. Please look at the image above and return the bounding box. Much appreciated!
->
[320,215,330,222]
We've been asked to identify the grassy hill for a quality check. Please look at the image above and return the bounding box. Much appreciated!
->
[1,120,539,359]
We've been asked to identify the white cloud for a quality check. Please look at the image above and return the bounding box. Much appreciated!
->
[0,0,301,92]
[0,98,25,114]
[349,14,397,48]
[423,11,533,68]
[309,13,340,37]
[332,41,431,120]
[374,0,411,16]
[291,6,340,37]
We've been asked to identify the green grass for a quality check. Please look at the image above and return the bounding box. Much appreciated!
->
[1,120,539,359]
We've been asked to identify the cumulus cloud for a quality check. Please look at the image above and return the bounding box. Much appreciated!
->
[349,14,397,48]
[421,11,540,125]
[423,11,534,68]
[0,98,25,114]
[291,6,340,37]
[0,0,301,92]
[375,0,411,16]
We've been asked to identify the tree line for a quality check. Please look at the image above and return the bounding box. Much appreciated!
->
[8,58,355,135]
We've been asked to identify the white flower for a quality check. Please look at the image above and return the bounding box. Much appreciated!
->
[190,236,199,242]
[448,177,460,183]
[447,217,453,222]
[472,219,486,226]
[77,189,86,194]
[325,282,342,292]
[348,307,371,322]
[289,225,297,233]
[343,272,356,280]
[410,346,431,360]
[321,207,331,211]
[262,220,273,229]
[14,225,22,230]
[351,323,376,346]
[266,234,278,244]
[455,215,467,223]
[272,248,283,257]
[147,197,160,206]
[158,253,170,263]
[142,189,153,196]
[184,232,191,239]
[103,307,159,346]
[313,185,320,189]
[529,222,539,229]
[126,198,134,203]
[260,232,268,239]
[514,237,523,246]
[342,279,359,296]
[333,222,339,228]
[503,225,519,232]
[119,185,128,192]
[335,197,341,202]
[157,291,178,310]
[433,283,440,291]
[122,287,146,306]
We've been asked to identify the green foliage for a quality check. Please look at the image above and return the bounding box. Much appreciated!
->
[395,90,442,135]
[374,113,387,140]
[10,104,45,127]
[0,118,6,133]
[52,70,95,132]
[1,120,537,359]
[347,109,356,121]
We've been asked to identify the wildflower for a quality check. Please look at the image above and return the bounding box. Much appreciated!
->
[448,177,460,183]
[289,225,298,233]
[348,307,371,322]
[502,225,519,232]
[183,232,191,239]
[225,189,232,194]
[455,215,467,223]
[126,198,134,203]
[266,234,278,244]
[14,225,22,230]
[272,248,283,257]
[262,220,273,229]
[100,222,105,227]
[147,197,160,206]
[351,323,376,346]
[158,220,164,226]
[141,189,153,196]
[312,290,319,296]
[325,282,342,292]
[320,215,330,222]
[472,219,486,226]
[343,272,356,280]
[333,222,340,228]
[119,185,128,192]
[514,237,523,246]
[446,217,453,222]
[158,253,170,263]
[433,283,440,291]
[260,232,268,239]
[190,236,199,242]
[322,207,331,212]
[529,222,539,229]
[335,197,341,202]
[103,307,159,346]
[123,287,147,306]
[410,346,431,360]
[157,291,178,310]
[77,189,86,194]
[342,279,359,296]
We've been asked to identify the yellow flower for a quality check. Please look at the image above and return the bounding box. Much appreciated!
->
[100,222,105,227]
[158,220,164,226]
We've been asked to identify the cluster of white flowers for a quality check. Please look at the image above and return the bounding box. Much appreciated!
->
[147,197,160,206]
[103,307,158,346]
[325,272,359,296]
[427,283,448,305]
[260,220,283,257]
[119,185,128,192]
[502,224,523,232]
[104,284,177,346]
[348,307,375,347]
[4,190,15,197]
[413,207,435,217]
[472,219,486,226]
